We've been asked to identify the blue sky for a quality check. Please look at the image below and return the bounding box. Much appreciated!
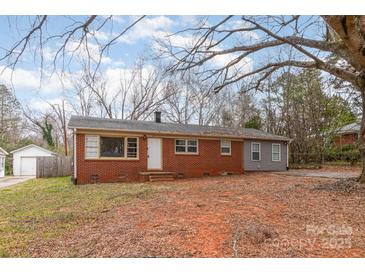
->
[0,15,323,113]
[0,16,208,110]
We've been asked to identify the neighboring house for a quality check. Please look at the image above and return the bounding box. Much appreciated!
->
[11,144,56,176]
[68,113,290,184]
[333,122,360,147]
[0,147,8,178]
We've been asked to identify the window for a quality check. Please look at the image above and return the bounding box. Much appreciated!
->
[85,135,99,159]
[272,144,281,161]
[221,140,231,155]
[127,138,138,158]
[175,139,186,152]
[84,135,139,159]
[187,140,197,153]
[100,137,124,157]
[175,139,198,154]
[251,142,261,161]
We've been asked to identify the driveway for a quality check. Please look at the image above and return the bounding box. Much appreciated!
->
[275,166,360,179]
[0,176,35,189]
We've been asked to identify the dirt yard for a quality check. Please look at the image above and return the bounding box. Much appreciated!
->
[19,166,365,258]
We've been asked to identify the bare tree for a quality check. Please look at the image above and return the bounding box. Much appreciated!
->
[188,75,222,125]
[70,57,170,121]
[161,77,195,124]
[118,68,137,120]
[0,15,145,78]
[161,15,365,183]
[161,71,226,125]
[127,60,167,120]
[0,84,21,144]
[126,61,169,120]
[82,72,119,119]
[49,100,69,155]
[23,110,56,149]
[67,77,94,116]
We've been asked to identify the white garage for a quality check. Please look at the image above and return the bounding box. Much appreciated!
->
[11,144,56,176]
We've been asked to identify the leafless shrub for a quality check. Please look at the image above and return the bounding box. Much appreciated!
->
[312,178,365,194]
[231,219,278,257]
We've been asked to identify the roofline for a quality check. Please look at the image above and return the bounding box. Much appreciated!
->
[0,147,8,155]
[69,126,291,142]
[339,130,359,134]
[10,144,57,155]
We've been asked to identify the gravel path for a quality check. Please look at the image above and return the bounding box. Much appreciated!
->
[275,170,359,179]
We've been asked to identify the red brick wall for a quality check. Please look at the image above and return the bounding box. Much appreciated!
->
[162,138,243,177]
[333,133,358,147]
[75,133,147,184]
[75,133,243,184]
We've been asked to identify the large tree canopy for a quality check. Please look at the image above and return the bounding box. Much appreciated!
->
[1,15,365,181]
[159,15,365,182]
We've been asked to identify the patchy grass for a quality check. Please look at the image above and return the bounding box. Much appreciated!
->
[0,177,154,257]
[1,168,364,258]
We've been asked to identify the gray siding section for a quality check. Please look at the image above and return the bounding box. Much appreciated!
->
[244,139,288,171]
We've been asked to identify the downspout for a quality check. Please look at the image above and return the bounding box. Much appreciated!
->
[287,139,291,170]
[73,128,77,184]
[242,138,245,174]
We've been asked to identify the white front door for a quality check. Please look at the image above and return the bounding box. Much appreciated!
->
[147,138,162,170]
[20,157,37,176]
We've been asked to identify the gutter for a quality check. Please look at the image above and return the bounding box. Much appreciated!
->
[68,126,291,142]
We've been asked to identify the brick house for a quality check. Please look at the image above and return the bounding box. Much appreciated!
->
[333,122,360,147]
[68,113,290,184]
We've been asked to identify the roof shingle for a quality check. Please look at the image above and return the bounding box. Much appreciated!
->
[68,115,290,141]
[338,122,360,134]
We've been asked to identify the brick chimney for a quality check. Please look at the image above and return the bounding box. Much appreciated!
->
[154,111,161,123]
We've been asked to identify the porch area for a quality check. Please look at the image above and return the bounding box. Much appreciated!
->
[139,171,177,182]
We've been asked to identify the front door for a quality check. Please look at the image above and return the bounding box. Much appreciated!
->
[147,138,162,170]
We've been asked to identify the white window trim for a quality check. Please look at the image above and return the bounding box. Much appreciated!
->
[272,143,281,162]
[85,135,99,159]
[251,142,261,161]
[85,135,139,160]
[175,139,199,155]
[220,140,231,155]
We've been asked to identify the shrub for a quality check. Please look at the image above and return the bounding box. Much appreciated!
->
[323,144,360,164]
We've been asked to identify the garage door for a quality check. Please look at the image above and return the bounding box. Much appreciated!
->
[20,157,37,176]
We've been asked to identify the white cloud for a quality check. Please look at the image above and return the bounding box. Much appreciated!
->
[93,30,112,42]
[111,15,126,24]
[66,41,112,65]
[102,64,156,97]
[226,19,259,41]
[168,34,197,48]
[210,54,253,76]
[0,66,73,95]
[178,16,201,27]
[28,97,61,112]
[118,16,175,44]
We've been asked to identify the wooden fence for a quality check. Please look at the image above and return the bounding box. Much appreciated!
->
[36,156,72,178]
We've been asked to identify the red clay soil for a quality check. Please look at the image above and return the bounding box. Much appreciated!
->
[29,169,365,258]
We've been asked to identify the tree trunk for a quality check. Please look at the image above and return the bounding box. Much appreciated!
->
[359,88,365,183]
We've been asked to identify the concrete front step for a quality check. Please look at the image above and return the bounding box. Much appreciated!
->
[150,177,175,182]
[139,171,176,182]
[148,174,175,182]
